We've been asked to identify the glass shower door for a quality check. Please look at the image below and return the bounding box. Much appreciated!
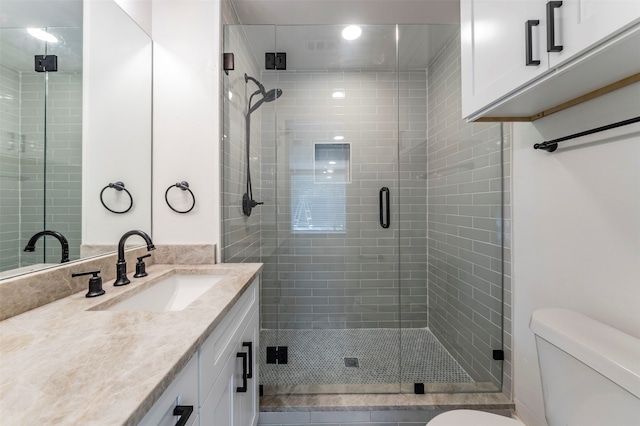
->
[259,24,402,394]
[0,28,46,272]
[221,22,505,397]
[0,25,82,274]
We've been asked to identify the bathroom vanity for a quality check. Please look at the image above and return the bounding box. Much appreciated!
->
[0,262,261,425]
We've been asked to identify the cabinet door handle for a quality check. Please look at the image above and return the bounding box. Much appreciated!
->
[242,341,253,379]
[236,352,248,392]
[173,405,193,426]
[546,1,564,52]
[525,20,541,66]
[379,187,390,229]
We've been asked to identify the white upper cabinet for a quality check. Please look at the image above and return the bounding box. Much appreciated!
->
[461,0,549,118]
[549,0,640,67]
[461,0,640,120]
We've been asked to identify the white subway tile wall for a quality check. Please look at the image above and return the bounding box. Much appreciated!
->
[425,34,510,394]
[221,21,264,265]
[0,65,21,271]
[19,72,82,266]
[257,68,428,330]
[220,24,511,397]
[0,65,82,270]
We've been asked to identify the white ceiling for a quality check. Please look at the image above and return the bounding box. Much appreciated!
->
[231,0,460,25]
[241,24,458,70]
[0,1,83,28]
[231,0,460,71]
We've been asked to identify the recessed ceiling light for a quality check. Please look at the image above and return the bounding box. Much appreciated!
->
[342,25,361,41]
[27,28,58,43]
[333,135,344,141]
[332,91,345,99]
[329,161,337,165]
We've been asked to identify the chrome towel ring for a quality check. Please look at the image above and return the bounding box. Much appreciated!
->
[100,181,133,214]
[165,181,196,214]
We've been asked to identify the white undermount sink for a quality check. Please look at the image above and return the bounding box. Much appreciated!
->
[100,273,226,312]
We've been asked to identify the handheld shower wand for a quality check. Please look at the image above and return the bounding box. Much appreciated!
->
[245,74,265,95]
[242,74,282,217]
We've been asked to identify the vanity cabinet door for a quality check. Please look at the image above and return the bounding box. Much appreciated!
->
[199,278,259,425]
[200,305,259,425]
[461,0,549,118]
[138,355,198,426]
[234,309,259,426]
[200,352,236,425]
[548,0,640,68]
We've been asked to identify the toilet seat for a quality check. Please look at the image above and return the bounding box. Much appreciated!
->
[427,409,525,426]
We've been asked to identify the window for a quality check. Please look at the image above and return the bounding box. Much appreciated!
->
[314,143,351,184]
[290,142,350,232]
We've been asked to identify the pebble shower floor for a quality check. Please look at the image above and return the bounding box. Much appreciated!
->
[259,328,473,386]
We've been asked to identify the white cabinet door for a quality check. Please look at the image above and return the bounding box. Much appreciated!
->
[548,0,640,67]
[200,352,236,426]
[199,278,259,426]
[138,355,199,426]
[461,0,550,118]
[234,309,259,426]
[201,308,259,426]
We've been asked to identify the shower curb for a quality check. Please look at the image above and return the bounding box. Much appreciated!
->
[259,392,514,411]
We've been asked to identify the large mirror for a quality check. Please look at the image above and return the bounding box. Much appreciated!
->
[0,0,152,279]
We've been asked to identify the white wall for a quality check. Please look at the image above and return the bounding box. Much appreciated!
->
[113,0,152,35]
[152,0,222,256]
[83,0,153,245]
[512,82,640,426]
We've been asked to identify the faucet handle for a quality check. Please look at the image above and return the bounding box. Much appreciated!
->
[72,270,105,298]
[134,254,151,278]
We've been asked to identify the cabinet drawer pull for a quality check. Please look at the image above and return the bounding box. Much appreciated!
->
[236,352,248,392]
[546,1,564,52]
[242,342,253,379]
[525,20,541,66]
[173,405,193,426]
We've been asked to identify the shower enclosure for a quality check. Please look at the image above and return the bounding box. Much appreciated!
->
[0,25,82,274]
[222,23,507,396]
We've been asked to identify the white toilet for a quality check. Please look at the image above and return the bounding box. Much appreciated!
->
[427,309,640,426]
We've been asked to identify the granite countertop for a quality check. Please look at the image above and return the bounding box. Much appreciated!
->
[0,263,262,425]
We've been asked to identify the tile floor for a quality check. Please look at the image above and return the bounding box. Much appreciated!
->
[260,328,473,388]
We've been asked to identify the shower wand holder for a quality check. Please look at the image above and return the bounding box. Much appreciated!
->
[242,193,263,217]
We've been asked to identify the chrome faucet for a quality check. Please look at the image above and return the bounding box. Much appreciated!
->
[114,230,155,286]
[24,230,70,263]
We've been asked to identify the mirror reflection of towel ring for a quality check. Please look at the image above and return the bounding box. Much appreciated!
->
[100,181,133,214]
[165,181,196,214]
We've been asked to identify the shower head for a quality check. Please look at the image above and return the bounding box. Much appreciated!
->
[245,72,283,114]
[264,88,283,102]
[247,86,283,114]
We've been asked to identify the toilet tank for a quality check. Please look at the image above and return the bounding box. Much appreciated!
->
[530,309,640,426]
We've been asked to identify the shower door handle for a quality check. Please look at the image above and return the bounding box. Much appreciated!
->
[379,187,390,229]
